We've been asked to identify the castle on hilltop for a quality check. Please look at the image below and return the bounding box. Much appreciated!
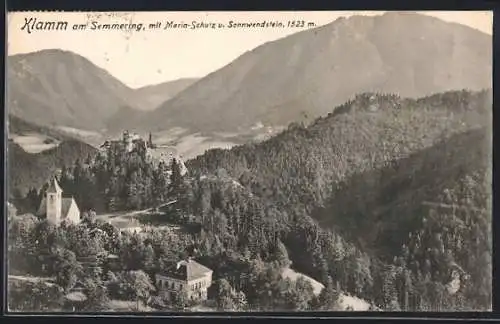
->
[100,130,150,153]
[99,130,187,176]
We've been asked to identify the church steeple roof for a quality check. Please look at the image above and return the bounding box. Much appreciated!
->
[46,177,63,194]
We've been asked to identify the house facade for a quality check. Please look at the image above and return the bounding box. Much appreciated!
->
[155,259,213,302]
[36,178,81,225]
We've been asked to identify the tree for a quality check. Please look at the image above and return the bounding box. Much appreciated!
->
[215,278,237,311]
[274,239,291,268]
[286,277,315,310]
[386,298,402,311]
[172,290,189,310]
[38,182,50,205]
[8,214,39,274]
[105,271,123,300]
[169,158,183,197]
[127,270,155,310]
[382,265,398,309]
[125,171,141,210]
[142,244,156,273]
[52,248,82,291]
[26,187,40,212]
[31,220,59,275]
[82,277,110,311]
[316,276,340,311]
[170,158,191,212]
[153,163,169,205]
[82,210,98,226]
[8,281,64,312]
[231,290,248,311]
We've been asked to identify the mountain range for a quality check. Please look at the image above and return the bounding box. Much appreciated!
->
[7,12,491,138]
[135,11,492,133]
[6,12,492,202]
[7,50,197,132]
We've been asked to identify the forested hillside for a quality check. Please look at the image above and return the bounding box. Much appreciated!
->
[8,139,97,199]
[315,127,490,255]
[9,115,72,141]
[187,90,490,209]
[9,90,492,312]
[185,89,492,310]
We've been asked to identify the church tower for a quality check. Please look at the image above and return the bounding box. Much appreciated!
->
[46,177,63,224]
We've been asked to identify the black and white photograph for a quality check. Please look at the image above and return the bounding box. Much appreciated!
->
[6,10,492,313]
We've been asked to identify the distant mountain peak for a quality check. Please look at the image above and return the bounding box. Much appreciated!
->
[8,49,199,131]
[10,48,89,62]
[136,13,491,134]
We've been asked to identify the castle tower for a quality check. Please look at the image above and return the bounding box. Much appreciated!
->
[123,130,130,141]
[46,177,63,224]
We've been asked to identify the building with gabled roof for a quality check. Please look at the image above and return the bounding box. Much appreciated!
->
[36,178,81,225]
[155,258,213,303]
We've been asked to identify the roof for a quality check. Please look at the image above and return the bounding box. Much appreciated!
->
[161,259,212,281]
[37,197,78,218]
[61,198,75,216]
[47,178,62,194]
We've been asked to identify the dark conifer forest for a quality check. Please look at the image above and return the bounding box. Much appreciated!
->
[8,90,492,312]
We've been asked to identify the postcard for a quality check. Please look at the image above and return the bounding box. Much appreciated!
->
[6,10,493,313]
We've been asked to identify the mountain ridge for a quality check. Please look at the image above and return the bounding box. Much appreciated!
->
[8,139,98,199]
[133,78,199,111]
[7,49,198,131]
[136,12,491,133]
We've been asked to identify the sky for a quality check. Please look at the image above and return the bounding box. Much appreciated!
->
[7,11,493,88]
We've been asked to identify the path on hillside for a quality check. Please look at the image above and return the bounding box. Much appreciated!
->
[281,267,378,311]
[8,275,55,287]
[98,200,177,221]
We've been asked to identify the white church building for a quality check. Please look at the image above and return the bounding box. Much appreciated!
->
[36,178,81,225]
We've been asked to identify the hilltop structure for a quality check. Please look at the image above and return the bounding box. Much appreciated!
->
[155,258,213,303]
[100,130,146,153]
[36,178,81,225]
[99,130,188,176]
